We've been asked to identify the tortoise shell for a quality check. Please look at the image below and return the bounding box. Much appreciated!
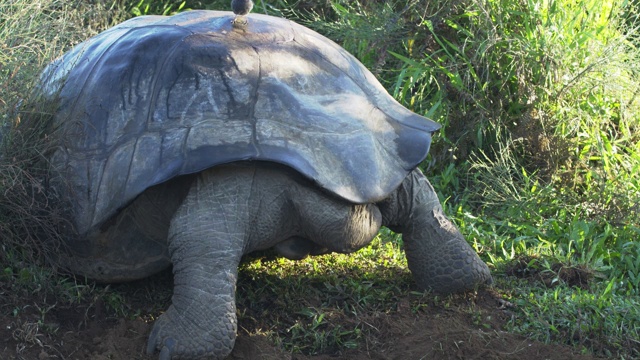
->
[40,10,440,236]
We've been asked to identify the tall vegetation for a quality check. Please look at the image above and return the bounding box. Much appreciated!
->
[1,0,639,358]
[289,0,640,356]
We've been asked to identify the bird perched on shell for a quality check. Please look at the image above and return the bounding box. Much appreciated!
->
[231,0,253,25]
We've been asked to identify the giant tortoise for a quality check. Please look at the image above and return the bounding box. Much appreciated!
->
[38,10,492,360]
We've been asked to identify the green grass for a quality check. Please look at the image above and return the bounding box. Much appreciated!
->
[1,0,640,358]
[236,234,413,354]
[500,278,640,358]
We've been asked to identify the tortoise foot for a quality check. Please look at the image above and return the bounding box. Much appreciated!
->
[146,305,235,359]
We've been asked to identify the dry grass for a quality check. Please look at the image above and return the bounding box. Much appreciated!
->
[0,0,130,266]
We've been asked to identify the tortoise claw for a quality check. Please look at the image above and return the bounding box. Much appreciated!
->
[146,320,177,359]
[159,346,172,360]
[146,304,235,359]
[146,326,159,355]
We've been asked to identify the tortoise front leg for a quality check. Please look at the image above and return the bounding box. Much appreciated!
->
[379,168,492,293]
[146,171,246,360]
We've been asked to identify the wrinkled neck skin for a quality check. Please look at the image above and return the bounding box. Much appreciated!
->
[378,168,492,294]
[378,169,439,233]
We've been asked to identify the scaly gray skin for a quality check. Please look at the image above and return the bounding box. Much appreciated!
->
[378,167,491,292]
[146,163,491,359]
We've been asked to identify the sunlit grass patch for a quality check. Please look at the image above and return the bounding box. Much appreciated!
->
[238,234,413,314]
[236,234,415,354]
[454,203,640,358]
[501,279,640,358]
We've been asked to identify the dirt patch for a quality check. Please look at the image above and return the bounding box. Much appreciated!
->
[0,279,602,360]
[505,255,595,289]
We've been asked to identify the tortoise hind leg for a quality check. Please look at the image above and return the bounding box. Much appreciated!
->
[146,170,246,360]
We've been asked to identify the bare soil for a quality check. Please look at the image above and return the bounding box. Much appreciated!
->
[0,269,602,360]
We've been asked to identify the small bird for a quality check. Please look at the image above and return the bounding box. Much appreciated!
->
[231,0,253,25]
